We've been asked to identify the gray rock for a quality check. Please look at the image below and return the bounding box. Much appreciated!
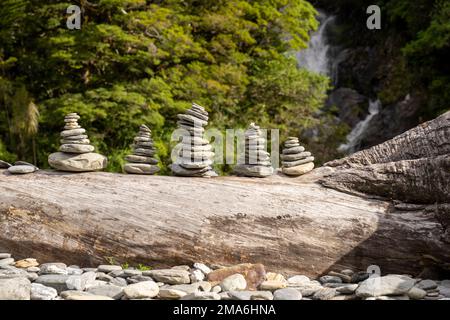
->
[319,275,343,284]
[416,279,438,290]
[48,152,107,172]
[440,280,450,288]
[180,292,221,300]
[0,253,11,259]
[193,263,211,275]
[0,160,12,168]
[66,271,96,291]
[233,164,273,177]
[169,163,211,177]
[7,165,36,174]
[31,283,58,300]
[87,285,124,299]
[336,284,358,294]
[27,272,39,281]
[67,267,83,275]
[0,267,29,279]
[35,274,70,293]
[124,163,160,175]
[439,286,450,297]
[282,146,305,154]
[127,275,154,284]
[220,274,247,291]
[62,134,88,141]
[0,258,15,266]
[228,290,273,300]
[96,272,114,282]
[125,155,158,164]
[133,148,156,157]
[144,269,190,285]
[110,277,128,287]
[273,288,302,300]
[190,269,205,282]
[27,267,40,273]
[60,290,113,300]
[159,288,187,299]
[351,271,370,283]
[60,128,86,138]
[39,263,67,275]
[280,152,311,161]
[59,144,94,154]
[60,138,91,145]
[212,285,221,293]
[168,282,211,294]
[123,281,159,299]
[356,275,415,298]
[281,156,315,167]
[123,269,142,277]
[14,161,39,169]
[0,277,31,300]
[313,287,337,300]
[287,275,311,286]
[408,287,427,300]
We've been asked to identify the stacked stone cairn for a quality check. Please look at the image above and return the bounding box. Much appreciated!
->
[170,103,217,177]
[233,123,273,178]
[281,137,314,176]
[123,125,159,175]
[48,113,107,172]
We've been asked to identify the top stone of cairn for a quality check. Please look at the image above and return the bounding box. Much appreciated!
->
[170,103,217,177]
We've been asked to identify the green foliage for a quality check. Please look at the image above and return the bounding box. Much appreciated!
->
[0,0,328,171]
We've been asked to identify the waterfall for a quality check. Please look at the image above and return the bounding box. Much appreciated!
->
[296,13,335,79]
[338,99,381,154]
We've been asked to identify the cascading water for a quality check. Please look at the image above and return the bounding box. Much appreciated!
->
[338,99,381,153]
[296,13,336,80]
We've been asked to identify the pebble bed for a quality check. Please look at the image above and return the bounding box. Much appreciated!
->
[0,253,449,300]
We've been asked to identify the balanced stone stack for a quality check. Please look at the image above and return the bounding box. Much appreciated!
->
[48,113,107,172]
[170,103,217,177]
[123,125,159,175]
[281,137,314,176]
[233,123,273,178]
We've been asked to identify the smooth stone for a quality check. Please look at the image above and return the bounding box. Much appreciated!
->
[185,108,208,121]
[0,277,31,300]
[282,146,305,154]
[30,283,58,300]
[133,148,156,157]
[266,273,286,282]
[178,136,210,145]
[212,286,221,293]
[220,274,247,291]
[144,269,190,285]
[417,279,438,290]
[14,161,38,169]
[440,280,450,287]
[134,136,152,142]
[356,275,415,297]
[170,163,211,176]
[66,271,96,291]
[85,280,108,290]
[259,280,287,291]
[159,288,187,299]
[97,265,122,273]
[313,287,337,300]
[273,288,302,300]
[439,286,450,297]
[122,269,142,277]
[190,269,205,282]
[125,155,158,164]
[178,160,213,169]
[233,164,273,177]
[67,267,83,275]
[168,282,211,294]
[284,143,300,148]
[408,287,427,300]
[207,263,266,291]
[180,292,221,300]
[60,144,94,153]
[62,134,88,140]
[287,275,311,286]
[110,277,128,287]
[48,152,107,172]
[282,156,315,168]
[340,269,354,276]
[87,285,124,299]
[60,138,90,145]
[127,275,154,284]
[7,165,36,174]
[336,284,358,294]
[0,160,12,168]
[193,263,212,275]
[64,125,81,130]
[280,152,311,161]
[177,114,207,126]
[291,284,323,297]
[60,128,86,138]
[39,263,67,275]
[64,113,80,120]
[124,163,159,175]
[27,267,40,273]
[0,253,11,259]
[15,259,39,269]
[61,291,113,300]
[228,290,273,300]
[34,275,70,293]
[123,281,159,299]
[134,142,154,148]
[319,275,343,284]
[0,258,15,266]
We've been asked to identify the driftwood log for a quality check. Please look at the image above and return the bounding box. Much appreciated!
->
[0,112,449,278]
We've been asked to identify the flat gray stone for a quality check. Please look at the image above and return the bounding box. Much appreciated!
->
[180,292,221,300]
[233,164,273,177]
[0,253,11,259]
[280,152,311,161]
[7,165,36,174]
[87,285,124,299]
[0,277,31,300]
[31,283,58,300]
[39,263,67,275]
[60,290,113,300]
[66,271,96,291]
[0,258,15,266]
[282,156,315,168]
[220,274,247,291]
[143,269,190,285]
[273,288,302,300]
[228,290,273,300]
[124,163,160,175]
[60,128,86,138]
[124,281,159,299]
[60,144,95,154]
[336,284,358,294]
[48,152,107,172]
[125,155,158,164]
[417,279,438,290]
[35,275,70,293]
[356,275,415,298]
[60,138,90,145]
[97,265,122,273]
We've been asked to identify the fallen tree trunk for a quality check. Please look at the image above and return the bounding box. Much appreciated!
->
[321,111,450,204]
[0,169,448,278]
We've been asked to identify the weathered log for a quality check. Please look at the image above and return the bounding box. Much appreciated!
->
[0,169,448,278]
[321,111,450,204]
